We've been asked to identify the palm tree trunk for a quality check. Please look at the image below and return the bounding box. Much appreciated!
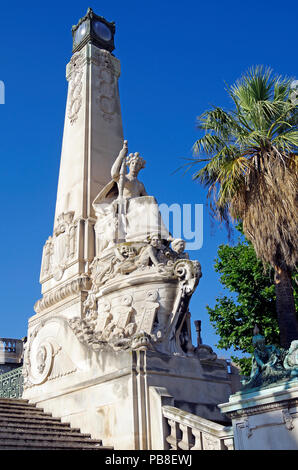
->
[274,267,298,349]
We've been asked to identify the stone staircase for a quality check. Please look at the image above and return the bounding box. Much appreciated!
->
[0,398,110,450]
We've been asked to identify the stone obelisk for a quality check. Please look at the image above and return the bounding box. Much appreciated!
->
[23,9,239,450]
[35,8,123,308]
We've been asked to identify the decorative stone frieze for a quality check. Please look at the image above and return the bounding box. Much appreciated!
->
[67,51,84,124]
[40,211,78,282]
[34,275,91,313]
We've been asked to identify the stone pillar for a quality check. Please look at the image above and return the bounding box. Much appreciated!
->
[35,41,124,317]
[219,381,298,450]
[54,43,123,225]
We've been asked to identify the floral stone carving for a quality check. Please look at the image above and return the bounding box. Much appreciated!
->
[67,51,84,124]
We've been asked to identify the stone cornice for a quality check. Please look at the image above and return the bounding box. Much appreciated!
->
[34,275,91,314]
[66,45,121,82]
[227,397,298,419]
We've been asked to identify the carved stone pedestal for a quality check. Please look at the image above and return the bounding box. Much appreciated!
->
[22,323,234,450]
[219,379,298,450]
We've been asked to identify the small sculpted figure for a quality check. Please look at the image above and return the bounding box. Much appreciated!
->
[137,234,165,269]
[93,140,171,251]
[242,326,291,389]
[171,238,189,260]
[111,140,148,199]
[36,346,47,374]
[113,245,138,275]
[42,238,52,275]
[283,340,298,376]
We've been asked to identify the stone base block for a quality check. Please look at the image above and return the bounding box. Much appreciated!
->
[22,316,234,449]
[219,380,298,450]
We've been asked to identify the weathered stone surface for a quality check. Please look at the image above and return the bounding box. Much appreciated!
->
[23,10,240,450]
[0,398,109,450]
[219,380,298,450]
[241,327,298,391]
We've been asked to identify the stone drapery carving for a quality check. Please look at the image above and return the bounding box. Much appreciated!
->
[65,142,203,356]
[40,211,78,282]
[92,141,169,251]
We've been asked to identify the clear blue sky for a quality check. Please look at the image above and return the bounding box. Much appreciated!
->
[0,0,297,358]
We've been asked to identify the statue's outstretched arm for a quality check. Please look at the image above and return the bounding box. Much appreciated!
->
[111,140,128,180]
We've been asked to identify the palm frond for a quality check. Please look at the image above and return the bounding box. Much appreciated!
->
[187,65,298,271]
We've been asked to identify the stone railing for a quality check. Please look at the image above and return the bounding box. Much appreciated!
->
[0,338,24,364]
[162,405,234,450]
[0,367,24,399]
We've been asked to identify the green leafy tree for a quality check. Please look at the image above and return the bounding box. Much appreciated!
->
[188,66,298,348]
[207,227,298,375]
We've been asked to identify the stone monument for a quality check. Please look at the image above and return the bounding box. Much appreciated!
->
[219,327,298,450]
[22,9,238,450]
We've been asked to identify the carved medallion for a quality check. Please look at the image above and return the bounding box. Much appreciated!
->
[27,341,54,385]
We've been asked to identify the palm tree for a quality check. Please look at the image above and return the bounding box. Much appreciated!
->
[190,66,298,349]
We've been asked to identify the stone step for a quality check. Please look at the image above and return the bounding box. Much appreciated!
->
[0,411,63,422]
[0,425,93,438]
[0,399,38,410]
[0,398,29,406]
[0,430,103,445]
[0,439,107,450]
[0,398,110,450]
[0,404,53,415]
[0,419,81,433]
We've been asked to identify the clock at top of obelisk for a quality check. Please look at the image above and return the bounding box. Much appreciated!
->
[72,7,116,53]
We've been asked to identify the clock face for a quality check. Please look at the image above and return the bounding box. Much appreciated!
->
[92,20,112,42]
[74,22,87,45]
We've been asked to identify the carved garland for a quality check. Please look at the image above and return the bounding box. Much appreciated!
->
[67,51,84,124]
[94,49,118,123]
[34,275,91,313]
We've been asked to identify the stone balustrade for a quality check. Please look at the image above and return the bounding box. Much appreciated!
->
[162,405,234,450]
[0,338,24,365]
